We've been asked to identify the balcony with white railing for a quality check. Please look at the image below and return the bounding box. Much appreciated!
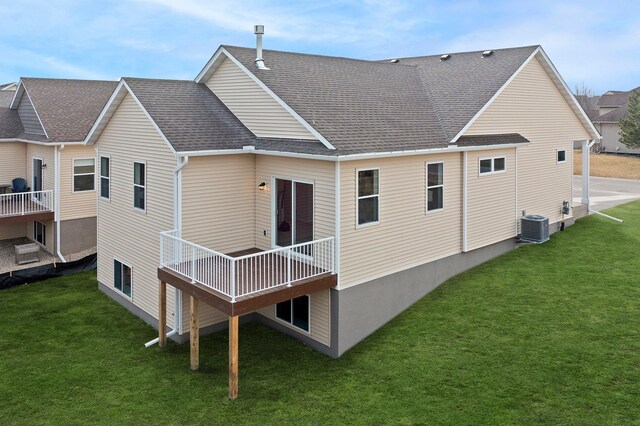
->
[159,230,336,309]
[0,190,55,223]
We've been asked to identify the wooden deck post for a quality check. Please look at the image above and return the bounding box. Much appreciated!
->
[158,280,167,348]
[229,315,239,400]
[190,296,199,370]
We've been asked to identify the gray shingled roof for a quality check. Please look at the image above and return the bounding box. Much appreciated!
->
[0,91,14,108]
[597,90,634,107]
[219,45,538,154]
[20,78,117,142]
[0,107,23,138]
[593,105,629,123]
[456,133,529,147]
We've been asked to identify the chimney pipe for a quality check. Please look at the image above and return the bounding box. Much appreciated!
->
[254,25,269,70]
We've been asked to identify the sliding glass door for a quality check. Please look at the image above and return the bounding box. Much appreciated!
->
[275,179,313,247]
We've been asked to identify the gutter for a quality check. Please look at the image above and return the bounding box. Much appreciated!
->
[54,145,66,263]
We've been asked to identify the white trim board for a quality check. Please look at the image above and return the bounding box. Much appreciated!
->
[195,47,336,151]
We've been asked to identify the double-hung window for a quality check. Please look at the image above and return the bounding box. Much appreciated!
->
[133,162,146,211]
[114,259,132,298]
[100,156,110,199]
[73,159,95,192]
[479,157,506,175]
[427,162,444,212]
[357,169,379,226]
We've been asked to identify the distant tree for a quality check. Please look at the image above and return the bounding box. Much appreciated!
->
[574,82,597,114]
[620,89,640,149]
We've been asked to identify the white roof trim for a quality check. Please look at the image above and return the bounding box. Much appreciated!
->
[10,80,50,139]
[449,48,539,144]
[84,79,177,155]
[195,47,336,151]
[0,138,84,146]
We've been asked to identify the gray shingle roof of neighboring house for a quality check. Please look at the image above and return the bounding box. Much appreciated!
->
[597,87,639,108]
[18,78,118,142]
[593,105,629,123]
[0,82,17,90]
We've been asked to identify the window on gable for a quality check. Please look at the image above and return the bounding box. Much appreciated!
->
[427,162,444,212]
[357,169,379,226]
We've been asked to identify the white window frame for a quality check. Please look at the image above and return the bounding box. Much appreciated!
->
[478,156,507,176]
[113,258,133,300]
[99,156,110,200]
[556,149,567,164]
[32,156,44,192]
[274,294,311,334]
[133,161,147,213]
[72,158,96,193]
[356,167,380,228]
[270,176,316,249]
[426,161,445,213]
[33,221,46,247]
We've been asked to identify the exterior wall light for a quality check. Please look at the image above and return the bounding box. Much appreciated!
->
[258,182,267,190]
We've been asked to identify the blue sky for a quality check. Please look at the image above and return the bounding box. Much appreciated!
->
[0,0,638,94]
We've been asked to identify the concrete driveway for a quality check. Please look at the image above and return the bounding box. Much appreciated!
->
[573,176,640,210]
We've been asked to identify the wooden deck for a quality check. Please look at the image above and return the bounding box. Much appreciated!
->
[0,197,54,224]
[158,247,337,316]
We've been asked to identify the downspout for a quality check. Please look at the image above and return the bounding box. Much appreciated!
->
[462,151,468,252]
[145,155,189,347]
[54,144,66,263]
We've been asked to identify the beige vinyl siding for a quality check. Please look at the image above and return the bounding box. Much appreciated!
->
[598,123,640,154]
[17,92,45,135]
[466,149,517,251]
[26,144,54,192]
[254,156,335,250]
[257,288,331,346]
[206,56,316,140]
[181,155,255,253]
[339,153,462,288]
[0,223,27,240]
[95,93,177,328]
[465,56,590,225]
[60,145,97,221]
[0,142,26,183]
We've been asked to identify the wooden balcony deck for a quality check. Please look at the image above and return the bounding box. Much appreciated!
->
[158,247,337,316]
[0,194,54,224]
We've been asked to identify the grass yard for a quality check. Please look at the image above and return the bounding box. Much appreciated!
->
[2,203,640,425]
[574,149,640,179]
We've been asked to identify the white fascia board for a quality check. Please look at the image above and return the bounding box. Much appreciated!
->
[177,142,528,162]
[84,79,127,146]
[0,138,83,146]
[535,47,602,141]
[9,80,24,109]
[449,48,540,144]
[196,48,336,151]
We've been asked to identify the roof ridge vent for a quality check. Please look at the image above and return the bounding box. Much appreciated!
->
[440,54,451,61]
[389,59,400,63]
[482,50,494,58]
[254,25,269,70]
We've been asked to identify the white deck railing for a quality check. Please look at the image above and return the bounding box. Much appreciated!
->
[0,190,54,217]
[160,230,335,302]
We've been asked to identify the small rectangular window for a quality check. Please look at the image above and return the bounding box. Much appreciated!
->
[479,157,507,175]
[114,259,132,298]
[133,162,146,211]
[427,162,444,212]
[100,157,110,199]
[357,169,379,225]
[73,158,95,192]
[557,150,566,164]
[276,295,310,332]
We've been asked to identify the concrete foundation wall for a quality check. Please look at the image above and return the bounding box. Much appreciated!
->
[60,217,96,255]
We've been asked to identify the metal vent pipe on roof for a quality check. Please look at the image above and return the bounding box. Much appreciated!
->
[254,25,269,70]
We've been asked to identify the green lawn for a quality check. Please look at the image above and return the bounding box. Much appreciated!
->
[2,203,640,425]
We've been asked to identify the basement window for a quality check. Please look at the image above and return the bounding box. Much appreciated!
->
[557,149,567,164]
[479,157,506,175]
[114,259,132,298]
[276,295,310,332]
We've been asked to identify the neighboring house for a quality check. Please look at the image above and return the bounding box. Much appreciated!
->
[85,42,598,398]
[593,87,640,154]
[0,82,18,91]
[0,78,117,261]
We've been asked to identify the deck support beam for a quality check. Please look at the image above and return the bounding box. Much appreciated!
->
[158,280,167,348]
[229,315,239,400]
[190,296,199,370]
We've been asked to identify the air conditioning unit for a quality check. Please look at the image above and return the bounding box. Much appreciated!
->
[520,215,549,243]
